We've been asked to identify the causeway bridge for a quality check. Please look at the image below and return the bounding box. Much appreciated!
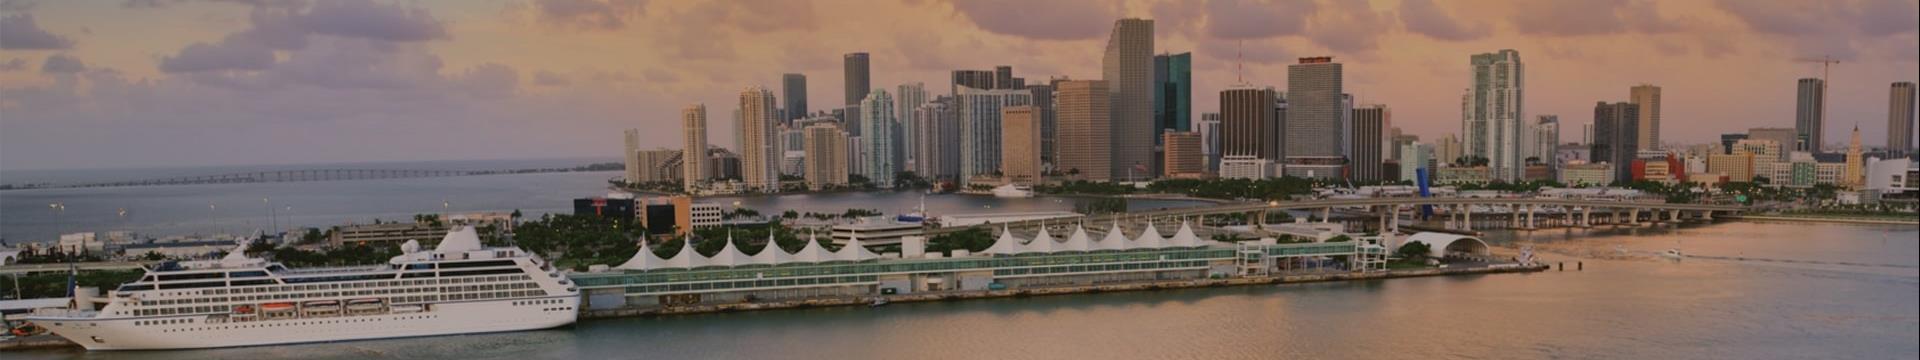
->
[927,197,1748,235]
[59,169,481,188]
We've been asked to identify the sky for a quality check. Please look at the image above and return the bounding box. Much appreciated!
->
[0,0,1915,171]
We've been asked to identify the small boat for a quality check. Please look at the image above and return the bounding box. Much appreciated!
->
[868,298,890,307]
[1660,248,1685,260]
[992,184,1033,198]
[231,305,255,315]
[261,302,296,312]
[390,304,425,314]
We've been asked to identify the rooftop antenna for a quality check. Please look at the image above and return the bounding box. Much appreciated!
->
[1236,40,1245,84]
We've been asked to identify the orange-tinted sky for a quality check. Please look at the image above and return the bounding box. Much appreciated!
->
[1,0,1915,170]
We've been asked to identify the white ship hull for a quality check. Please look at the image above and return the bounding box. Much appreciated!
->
[32,296,578,351]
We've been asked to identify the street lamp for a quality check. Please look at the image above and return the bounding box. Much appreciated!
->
[264,197,277,237]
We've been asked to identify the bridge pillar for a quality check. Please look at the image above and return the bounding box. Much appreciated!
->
[1524,204,1536,230]
[1321,207,1331,224]
[1388,206,1401,233]
[1462,205,1473,231]
[1629,208,1640,225]
[1580,207,1592,228]
[1670,209,1680,224]
[1702,210,1714,221]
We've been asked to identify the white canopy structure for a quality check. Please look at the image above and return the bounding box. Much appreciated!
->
[1019,227,1057,254]
[611,222,1237,271]
[749,234,792,265]
[1167,221,1203,248]
[835,236,881,262]
[791,234,832,263]
[615,240,670,270]
[1133,222,1166,248]
[1096,223,1132,251]
[984,226,1023,255]
[1059,226,1093,252]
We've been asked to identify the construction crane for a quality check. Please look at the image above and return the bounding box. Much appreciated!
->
[1796,55,1841,151]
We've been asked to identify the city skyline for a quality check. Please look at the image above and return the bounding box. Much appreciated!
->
[2,0,1917,171]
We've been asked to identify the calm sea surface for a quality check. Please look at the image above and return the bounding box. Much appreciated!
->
[6,221,1915,359]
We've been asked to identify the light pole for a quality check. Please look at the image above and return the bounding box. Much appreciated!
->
[48,202,65,239]
[208,203,217,235]
[264,197,276,238]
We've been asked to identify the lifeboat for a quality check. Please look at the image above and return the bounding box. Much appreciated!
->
[261,302,296,312]
[346,298,385,312]
[390,304,424,314]
[232,305,255,315]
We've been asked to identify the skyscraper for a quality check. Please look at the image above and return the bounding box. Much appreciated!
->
[1846,125,1864,187]
[1027,83,1057,169]
[1748,127,1796,162]
[1001,106,1042,184]
[1796,78,1825,153]
[1464,49,1524,181]
[995,66,1014,90]
[1056,80,1112,181]
[1437,134,1463,165]
[1630,84,1661,151]
[1162,132,1203,178]
[803,121,849,190]
[624,128,643,183]
[1890,81,1916,156]
[1534,115,1560,165]
[681,104,709,192]
[951,70,995,97]
[1350,105,1387,182]
[896,83,928,173]
[1104,18,1154,180]
[1401,142,1433,182]
[1286,57,1344,179]
[1153,53,1193,134]
[860,89,896,187]
[1592,102,1640,184]
[1197,113,1222,173]
[957,86,1033,184]
[1221,86,1282,161]
[844,53,870,106]
[782,74,808,125]
[737,87,779,191]
[915,98,959,180]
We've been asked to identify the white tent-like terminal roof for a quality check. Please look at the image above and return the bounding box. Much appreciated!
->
[614,221,1225,272]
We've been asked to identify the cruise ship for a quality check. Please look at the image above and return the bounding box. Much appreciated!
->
[25,226,579,350]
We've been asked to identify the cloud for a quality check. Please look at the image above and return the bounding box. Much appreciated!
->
[643,68,678,83]
[160,37,277,73]
[1206,0,1317,40]
[1715,0,1917,60]
[1398,0,1489,41]
[297,0,448,42]
[0,0,35,12]
[1306,0,1391,54]
[949,0,1117,40]
[1510,0,1683,36]
[0,57,25,71]
[677,0,815,34]
[156,0,450,73]
[533,70,570,86]
[529,0,648,30]
[39,53,84,73]
[1,13,73,49]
